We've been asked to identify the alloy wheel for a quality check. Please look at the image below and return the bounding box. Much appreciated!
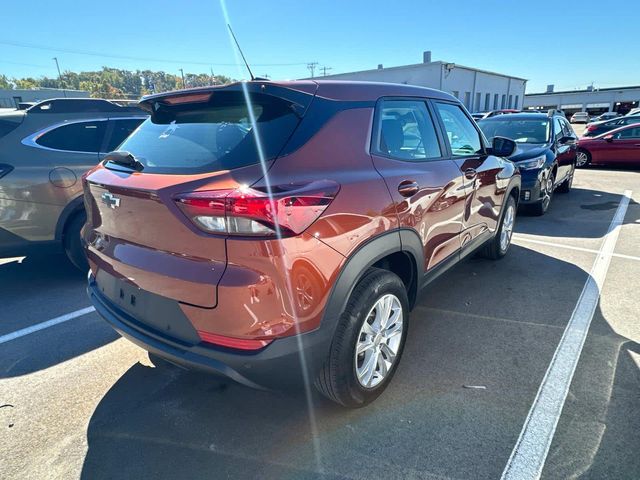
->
[354,293,403,388]
[541,174,554,210]
[500,203,515,252]
[576,151,589,167]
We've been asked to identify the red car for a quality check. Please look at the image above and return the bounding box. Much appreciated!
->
[83,80,520,407]
[577,123,640,167]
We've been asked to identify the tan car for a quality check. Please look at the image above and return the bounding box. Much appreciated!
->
[0,98,145,269]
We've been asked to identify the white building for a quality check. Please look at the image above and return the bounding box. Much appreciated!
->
[524,85,640,117]
[314,51,527,113]
[0,88,90,109]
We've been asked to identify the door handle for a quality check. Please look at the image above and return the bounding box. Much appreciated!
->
[464,168,477,180]
[398,180,419,197]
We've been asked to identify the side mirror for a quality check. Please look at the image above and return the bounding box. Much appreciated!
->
[604,134,614,142]
[491,136,517,157]
[559,135,576,146]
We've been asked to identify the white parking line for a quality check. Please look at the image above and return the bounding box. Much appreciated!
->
[0,306,96,345]
[501,189,632,480]
[513,236,640,262]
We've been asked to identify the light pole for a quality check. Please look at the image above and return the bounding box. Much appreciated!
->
[52,57,66,97]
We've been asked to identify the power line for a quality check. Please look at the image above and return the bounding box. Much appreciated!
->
[0,40,309,67]
[320,66,332,76]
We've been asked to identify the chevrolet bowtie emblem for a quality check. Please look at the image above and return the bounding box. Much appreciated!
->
[101,192,121,209]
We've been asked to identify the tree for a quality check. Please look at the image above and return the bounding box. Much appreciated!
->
[1,67,236,98]
[0,75,12,89]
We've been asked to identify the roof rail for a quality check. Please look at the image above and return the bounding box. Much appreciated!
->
[27,98,143,114]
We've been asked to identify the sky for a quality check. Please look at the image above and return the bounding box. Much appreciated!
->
[1,0,638,93]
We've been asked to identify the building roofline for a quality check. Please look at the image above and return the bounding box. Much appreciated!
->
[526,85,640,96]
[314,60,528,82]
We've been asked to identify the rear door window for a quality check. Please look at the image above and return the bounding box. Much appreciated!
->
[373,99,442,161]
[434,102,483,156]
[117,91,302,174]
[36,120,107,152]
[104,118,145,152]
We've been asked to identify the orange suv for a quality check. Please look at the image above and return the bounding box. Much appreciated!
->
[84,81,520,407]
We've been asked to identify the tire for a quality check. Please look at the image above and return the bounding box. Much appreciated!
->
[63,211,89,272]
[314,268,409,408]
[576,149,591,168]
[556,166,574,194]
[529,170,555,216]
[482,194,516,260]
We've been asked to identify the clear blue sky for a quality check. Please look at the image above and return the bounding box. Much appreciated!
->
[1,0,638,93]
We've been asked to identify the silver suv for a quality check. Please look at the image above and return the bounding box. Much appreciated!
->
[0,98,146,269]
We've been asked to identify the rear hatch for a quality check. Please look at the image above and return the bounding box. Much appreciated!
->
[84,82,316,308]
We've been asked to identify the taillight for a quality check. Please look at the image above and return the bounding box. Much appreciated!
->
[585,125,597,132]
[0,164,14,179]
[174,180,339,237]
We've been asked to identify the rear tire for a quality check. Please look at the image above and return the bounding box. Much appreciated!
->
[315,268,409,408]
[482,195,516,260]
[63,211,89,272]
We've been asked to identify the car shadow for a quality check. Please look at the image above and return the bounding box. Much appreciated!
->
[515,186,639,240]
[0,254,119,378]
[79,246,639,480]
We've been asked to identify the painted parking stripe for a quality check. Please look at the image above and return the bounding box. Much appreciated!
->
[513,235,640,262]
[0,306,96,345]
[501,189,632,480]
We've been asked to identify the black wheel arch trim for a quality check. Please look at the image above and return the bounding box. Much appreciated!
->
[318,229,423,344]
[55,195,85,242]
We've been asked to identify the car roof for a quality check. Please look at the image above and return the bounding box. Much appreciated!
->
[140,80,458,105]
[480,112,550,121]
[594,121,640,137]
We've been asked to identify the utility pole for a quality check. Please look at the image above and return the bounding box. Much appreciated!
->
[210,67,215,85]
[179,68,185,89]
[52,57,66,97]
[306,62,318,78]
[320,66,332,76]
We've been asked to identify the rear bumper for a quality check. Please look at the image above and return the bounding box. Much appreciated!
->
[87,274,333,390]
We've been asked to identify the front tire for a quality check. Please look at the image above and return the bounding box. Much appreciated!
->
[483,194,516,260]
[529,171,555,216]
[315,268,409,408]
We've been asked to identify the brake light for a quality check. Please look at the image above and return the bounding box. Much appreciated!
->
[174,180,339,237]
[585,125,597,132]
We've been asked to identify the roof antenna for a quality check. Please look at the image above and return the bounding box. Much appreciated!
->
[227,24,254,81]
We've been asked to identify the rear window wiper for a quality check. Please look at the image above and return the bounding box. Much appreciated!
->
[102,151,144,172]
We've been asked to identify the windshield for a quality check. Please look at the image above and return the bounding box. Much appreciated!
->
[479,118,550,144]
[117,91,300,174]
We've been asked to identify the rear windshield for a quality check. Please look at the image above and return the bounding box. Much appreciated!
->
[116,91,301,174]
[479,118,550,144]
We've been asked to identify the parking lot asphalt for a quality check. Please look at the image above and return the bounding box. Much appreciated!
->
[1,168,638,480]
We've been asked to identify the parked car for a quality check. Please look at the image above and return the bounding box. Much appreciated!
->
[83,80,521,407]
[471,112,486,121]
[591,112,620,122]
[577,123,640,167]
[0,98,146,269]
[570,112,590,124]
[626,107,640,116]
[582,115,640,137]
[478,111,576,215]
